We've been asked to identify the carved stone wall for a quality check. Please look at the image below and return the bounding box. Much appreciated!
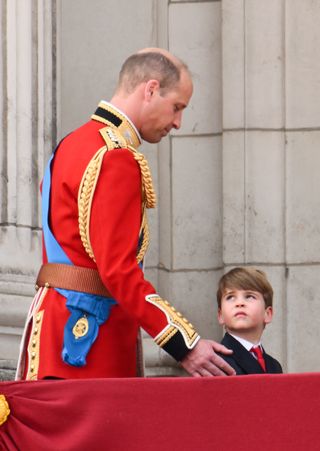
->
[1,0,320,378]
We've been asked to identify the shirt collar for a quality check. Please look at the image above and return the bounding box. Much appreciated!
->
[228,333,262,352]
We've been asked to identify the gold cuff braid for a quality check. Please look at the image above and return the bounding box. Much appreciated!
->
[146,294,200,349]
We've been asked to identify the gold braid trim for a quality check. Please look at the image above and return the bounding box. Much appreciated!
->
[146,294,200,349]
[78,127,157,264]
[78,146,108,262]
[0,395,10,426]
[128,145,156,263]
[128,146,157,209]
[136,208,149,264]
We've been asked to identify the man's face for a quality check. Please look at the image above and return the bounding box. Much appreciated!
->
[218,288,273,338]
[139,70,193,143]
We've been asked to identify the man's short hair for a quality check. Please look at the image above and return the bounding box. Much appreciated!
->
[216,267,273,309]
[117,51,189,94]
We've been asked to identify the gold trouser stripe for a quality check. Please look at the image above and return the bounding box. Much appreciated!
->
[26,287,47,380]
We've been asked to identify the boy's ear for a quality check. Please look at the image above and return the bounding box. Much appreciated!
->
[264,306,273,325]
[217,308,225,326]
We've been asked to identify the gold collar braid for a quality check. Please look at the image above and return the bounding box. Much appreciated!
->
[92,101,141,149]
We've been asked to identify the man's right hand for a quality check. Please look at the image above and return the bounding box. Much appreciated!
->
[180,338,236,377]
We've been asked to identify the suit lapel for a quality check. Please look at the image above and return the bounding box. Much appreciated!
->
[222,333,264,374]
[263,350,278,373]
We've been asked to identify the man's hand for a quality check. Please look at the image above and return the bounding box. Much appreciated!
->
[180,338,236,377]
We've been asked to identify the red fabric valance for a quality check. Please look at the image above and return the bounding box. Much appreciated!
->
[0,373,319,450]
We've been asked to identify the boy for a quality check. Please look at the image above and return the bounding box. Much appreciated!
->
[217,267,282,375]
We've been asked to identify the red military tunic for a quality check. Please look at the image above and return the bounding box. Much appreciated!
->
[17,102,199,380]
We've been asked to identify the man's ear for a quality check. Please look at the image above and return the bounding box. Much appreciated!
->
[264,306,273,325]
[217,308,225,326]
[144,79,160,100]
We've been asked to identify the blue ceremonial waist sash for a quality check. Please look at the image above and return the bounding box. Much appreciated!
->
[42,152,116,367]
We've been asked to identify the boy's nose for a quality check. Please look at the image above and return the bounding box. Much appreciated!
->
[235,297,245,306]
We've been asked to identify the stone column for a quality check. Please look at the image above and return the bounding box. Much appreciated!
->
[284,0,320,373]
[144,0,225,375]
[221,0,286,367]
[221,0,320,372]
[0,0,57,378]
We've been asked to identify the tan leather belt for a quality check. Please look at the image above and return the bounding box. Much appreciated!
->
[36,263,111,298]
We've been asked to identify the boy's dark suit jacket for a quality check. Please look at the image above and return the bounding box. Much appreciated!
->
[219,332,283,375]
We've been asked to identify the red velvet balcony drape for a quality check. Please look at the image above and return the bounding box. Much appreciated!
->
[1,374,319,451]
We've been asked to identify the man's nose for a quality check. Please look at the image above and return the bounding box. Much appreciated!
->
[172,112,182,129]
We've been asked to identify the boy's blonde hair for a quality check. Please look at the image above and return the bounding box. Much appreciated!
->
[216,267,273,309]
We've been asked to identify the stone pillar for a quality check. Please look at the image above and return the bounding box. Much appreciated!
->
[221,0,320,372]
[0,0,57,378]
[144,0,225,375]
[2,0,320,378]
[221,0,287,368]
[284,0,320,373]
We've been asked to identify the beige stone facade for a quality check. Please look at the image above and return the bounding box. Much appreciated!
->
[1,0,320,377]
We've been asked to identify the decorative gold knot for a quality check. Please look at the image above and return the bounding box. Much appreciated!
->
[0,394,10,426]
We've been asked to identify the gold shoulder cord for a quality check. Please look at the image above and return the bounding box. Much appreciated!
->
[78,126,156,264]
[127,144,156,264]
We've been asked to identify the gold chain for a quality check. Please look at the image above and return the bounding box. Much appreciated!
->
[127,146,156,263]
[128,146,157,209]
[136,208,149,264]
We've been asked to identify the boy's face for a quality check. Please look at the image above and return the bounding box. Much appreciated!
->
[218,288,273,340]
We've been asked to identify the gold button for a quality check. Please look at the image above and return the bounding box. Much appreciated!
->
[45,282,50,288]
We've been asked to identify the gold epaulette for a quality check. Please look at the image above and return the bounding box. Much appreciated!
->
[99,126,127,150]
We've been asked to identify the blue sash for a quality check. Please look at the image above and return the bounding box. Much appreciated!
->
[42,151,116,367]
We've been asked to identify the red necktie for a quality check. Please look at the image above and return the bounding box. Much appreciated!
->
[251,346,266,372]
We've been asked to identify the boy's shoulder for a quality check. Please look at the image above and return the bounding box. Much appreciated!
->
[263,349,283,373]
[219,332,283,374]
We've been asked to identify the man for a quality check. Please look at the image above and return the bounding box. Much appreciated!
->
[16,48,235,380]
